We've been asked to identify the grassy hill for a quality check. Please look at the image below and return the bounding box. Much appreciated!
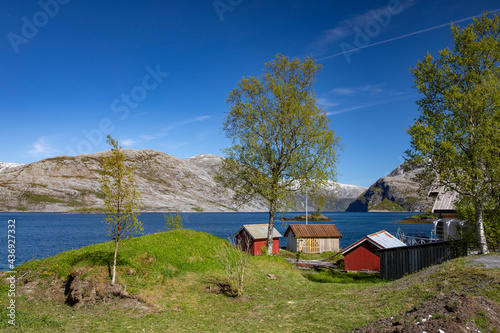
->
[369,198,406,212]
[1,229,499,332]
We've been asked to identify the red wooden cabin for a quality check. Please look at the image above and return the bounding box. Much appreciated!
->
[235,224,282,255]
[341,230,406,271]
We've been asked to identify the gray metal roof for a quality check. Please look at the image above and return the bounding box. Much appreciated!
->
[432,187,459,212]
[342,230,406,254]
[366,230,406,249]
[237,224,282,240]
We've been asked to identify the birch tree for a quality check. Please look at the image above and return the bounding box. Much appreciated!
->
[100,135,143,284]
[406,13,500,254]
[216,54,342,255]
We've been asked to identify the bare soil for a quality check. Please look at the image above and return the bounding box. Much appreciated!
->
[355,291,500,332]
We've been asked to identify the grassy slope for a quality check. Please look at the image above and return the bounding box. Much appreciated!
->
[1,229,499,332]
[369,198,406,211]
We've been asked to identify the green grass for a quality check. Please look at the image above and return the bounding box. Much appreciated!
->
[369,198,406,211]
[1,230,499,332]
[279,249,342,261]
[303,269,384,284]
[22,193,66,204]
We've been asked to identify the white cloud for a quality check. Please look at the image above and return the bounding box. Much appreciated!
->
[29,136,61,158]
[123,115,213,147]
[139,134,155,141]
[121,139,137,147]
[311,0,417,55]
[326,96,409,116]
[316,97,339,108]
[331,84,385,96]
[330,88,357,96]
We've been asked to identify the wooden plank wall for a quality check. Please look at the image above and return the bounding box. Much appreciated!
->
[376,241,467,280]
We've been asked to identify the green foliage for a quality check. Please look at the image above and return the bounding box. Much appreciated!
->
[99,135,142,284]
[213,239,251,297]
[164,213,184,231]
[369,198,405,212]
[216,54,342,254]
[406,13,500,253]
[456,198,500,251]
[22,193,66,204]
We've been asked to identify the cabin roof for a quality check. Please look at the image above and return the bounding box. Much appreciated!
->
[342,230,406,255]
[284,224,343,238]
[236,224,282,240]
[432,187,459,213]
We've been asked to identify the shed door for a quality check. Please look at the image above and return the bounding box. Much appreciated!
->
[306,238,319,253]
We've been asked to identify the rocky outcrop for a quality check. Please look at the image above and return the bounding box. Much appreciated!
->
[294,182,367,212]
[346,164,433,212]
[0,149,267,212]
[0,150,363,213]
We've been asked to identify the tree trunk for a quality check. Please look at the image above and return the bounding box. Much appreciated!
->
[267,201,277,255]
[111,239,119,285]
[475,203,489,254]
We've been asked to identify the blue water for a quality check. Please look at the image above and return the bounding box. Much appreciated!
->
[0,212,433,271]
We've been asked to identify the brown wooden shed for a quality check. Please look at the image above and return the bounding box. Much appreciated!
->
[284,224,343,253]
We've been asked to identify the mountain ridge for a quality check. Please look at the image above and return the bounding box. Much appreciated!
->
[0,150,365,213]
[346,164,433,212]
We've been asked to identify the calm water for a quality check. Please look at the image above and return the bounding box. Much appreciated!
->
[0,212,433,271]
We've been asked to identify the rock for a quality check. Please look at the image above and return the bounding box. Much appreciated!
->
[282,213,333,221]
[267,274,277,280]
[0,150,367,213]
[346,164,434,212]
[0,150,267,213]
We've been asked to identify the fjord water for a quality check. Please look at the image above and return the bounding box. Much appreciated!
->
[0,212,432,271]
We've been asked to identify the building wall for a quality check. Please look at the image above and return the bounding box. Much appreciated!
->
[286,233,298,253]
[286,235,340,253]
[236,230,253,254]
[318,238,340,253]
[251,238,280,255]
[252,239,267,255]
[344,241,380,271]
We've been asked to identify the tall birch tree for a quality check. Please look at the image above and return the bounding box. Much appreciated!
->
[216,54,342,255]
[100,135,143,284]
[406,13,500,254]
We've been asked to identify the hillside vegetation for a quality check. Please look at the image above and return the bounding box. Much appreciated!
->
[1,230,499,332]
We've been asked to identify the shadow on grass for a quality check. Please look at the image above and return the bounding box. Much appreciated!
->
[303,268,384,284]
[67,250,131,278]
[201,276,239,298]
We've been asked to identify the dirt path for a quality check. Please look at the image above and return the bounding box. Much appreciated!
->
[467,254,500,268]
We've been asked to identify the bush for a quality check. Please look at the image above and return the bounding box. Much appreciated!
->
[164,213,184,231]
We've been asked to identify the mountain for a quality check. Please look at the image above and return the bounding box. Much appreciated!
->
[0,162,24,172]
[346,164,433,212]
[0,150,363,213]
[0,150,267,213]
[294,182,367,212]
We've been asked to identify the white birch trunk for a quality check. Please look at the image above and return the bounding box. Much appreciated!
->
[475,203,489,254]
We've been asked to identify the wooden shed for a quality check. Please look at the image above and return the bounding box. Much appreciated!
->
[235,224,282,256]
[341,230,406,272]
[284,224,343,254]
[429,187,464,240]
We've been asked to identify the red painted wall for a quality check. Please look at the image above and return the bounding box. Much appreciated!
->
[236,230,280,256]
[344,241,380,271]
[251,238,279,255]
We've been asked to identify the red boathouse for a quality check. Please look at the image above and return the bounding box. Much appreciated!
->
[341,230,406,271]
[235,224,282,256]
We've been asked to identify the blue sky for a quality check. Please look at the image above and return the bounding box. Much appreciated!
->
[2,0,499,187]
